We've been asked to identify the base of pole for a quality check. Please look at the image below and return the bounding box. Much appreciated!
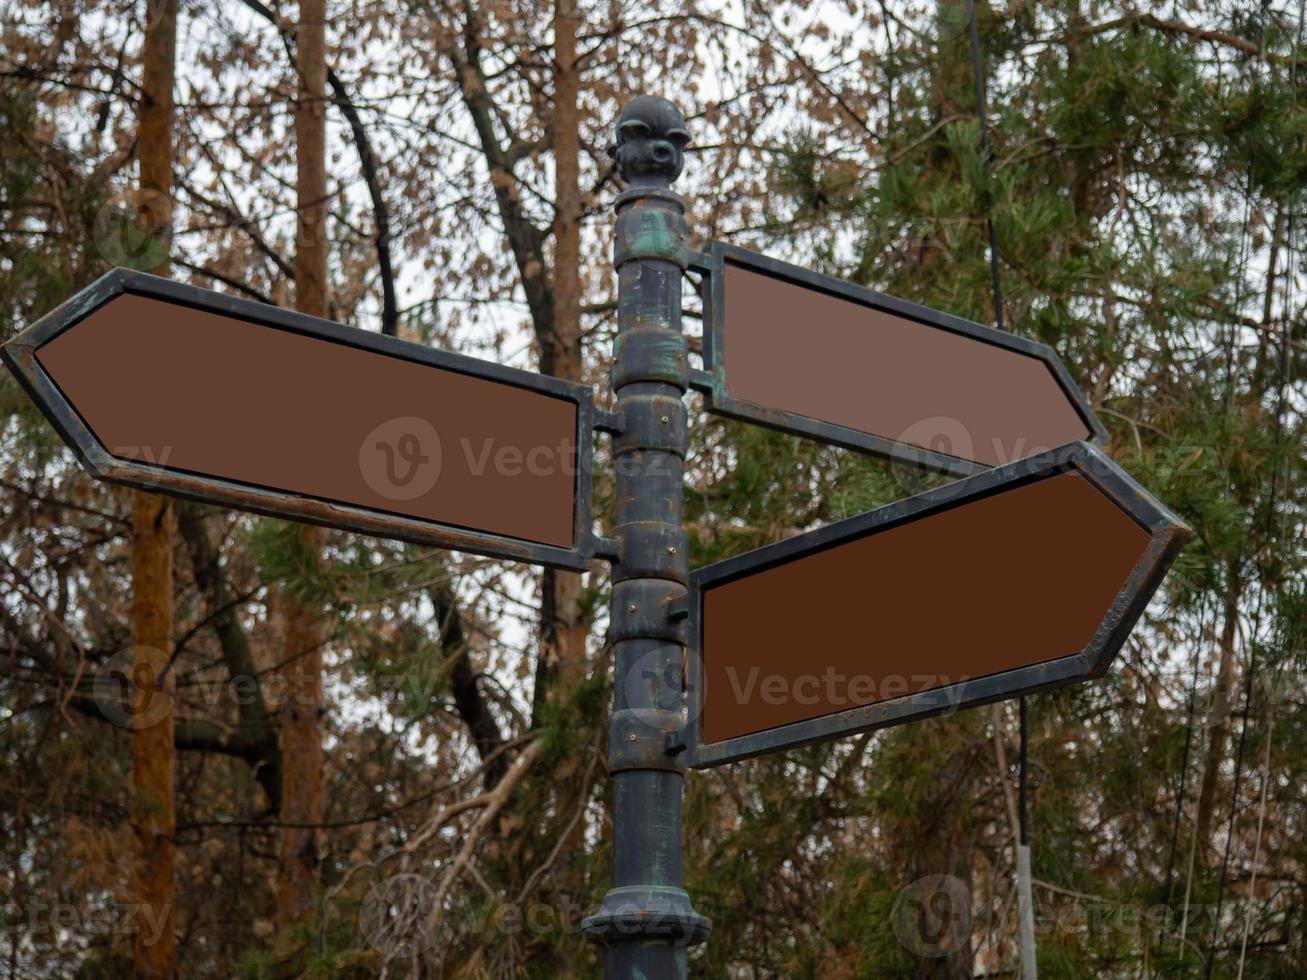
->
[582,885,711,947]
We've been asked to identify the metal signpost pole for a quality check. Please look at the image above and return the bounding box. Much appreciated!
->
[581,97,709,976]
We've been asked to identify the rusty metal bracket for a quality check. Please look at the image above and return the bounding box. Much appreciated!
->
[593,405,625,435]
[664,593,690,622]
[686,251,714,275]
[688,367,716,394]
[591,536,621,563]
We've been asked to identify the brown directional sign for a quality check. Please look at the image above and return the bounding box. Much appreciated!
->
[679,442,1188,768]
[695,242,1107,474]
[2,269,595,569]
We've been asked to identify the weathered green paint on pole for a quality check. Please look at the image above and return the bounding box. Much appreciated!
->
[581,96,710,975]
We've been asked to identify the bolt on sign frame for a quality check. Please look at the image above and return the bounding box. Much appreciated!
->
[691,241,1108,475]
[676,441,1190,769]
[3,268,597,570]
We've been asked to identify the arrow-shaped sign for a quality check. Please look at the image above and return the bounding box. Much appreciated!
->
[694,242,1106,474]
[3,269,596,569]
[678,442,1188,768]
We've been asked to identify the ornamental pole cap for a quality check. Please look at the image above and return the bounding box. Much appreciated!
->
[609,95,690,184]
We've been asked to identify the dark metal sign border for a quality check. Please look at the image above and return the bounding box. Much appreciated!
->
[3,268,597,571]
[681,441,1188,768]
[691,241,1108,476]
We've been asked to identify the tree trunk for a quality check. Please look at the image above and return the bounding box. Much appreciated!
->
[131,1,177,975]
[908,740,979,980]
[532,0,589,724]
[1194,573,1242,864]
[273,544,327,928]
[912,841,975,980]
[275,0,329,936]
[525,9,590,973]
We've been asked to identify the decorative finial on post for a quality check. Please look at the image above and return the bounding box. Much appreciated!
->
[609,95,690,186]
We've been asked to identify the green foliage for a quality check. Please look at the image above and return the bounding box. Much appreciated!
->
[247,518,336,605]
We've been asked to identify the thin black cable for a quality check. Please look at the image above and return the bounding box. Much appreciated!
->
[966,0,1005,329]
[1018,695,1029,845]
[966,0,1026,850]
[966,0,1025,849]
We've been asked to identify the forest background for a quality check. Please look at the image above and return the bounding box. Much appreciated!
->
[1,1,1304,977]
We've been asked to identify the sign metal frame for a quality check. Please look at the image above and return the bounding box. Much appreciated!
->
[692,241,1109,475]
[679,441,1188,769]
[3,268,598,570]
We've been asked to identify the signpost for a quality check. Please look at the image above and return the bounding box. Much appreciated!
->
[675,442,1189,768]
[1,94,1191,979]
[3,269,597,570]
[693,241,1106,474]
